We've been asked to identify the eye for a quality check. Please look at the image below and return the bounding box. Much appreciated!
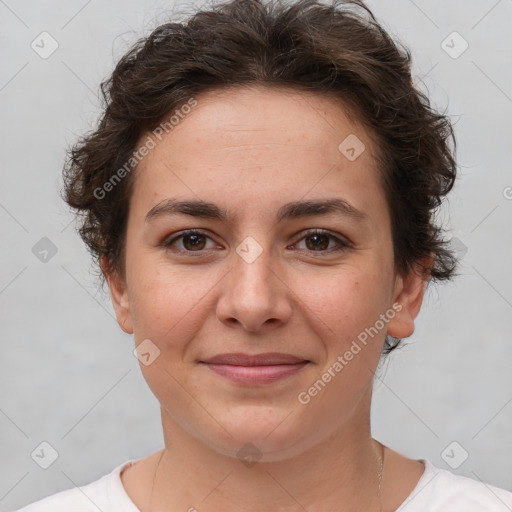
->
[291,229,351,254]
[162,228,351,255]
[163,229,218,253]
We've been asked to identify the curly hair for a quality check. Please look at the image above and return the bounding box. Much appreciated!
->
[62,0,458,355]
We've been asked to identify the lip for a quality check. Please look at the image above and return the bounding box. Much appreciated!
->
[201,352,309,366]
[199,352,310,385]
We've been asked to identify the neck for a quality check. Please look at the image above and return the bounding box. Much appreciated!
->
[150,388,384,512]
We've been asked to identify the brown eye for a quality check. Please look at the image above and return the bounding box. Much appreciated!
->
[164,229,215,252]
[293,229,350,254]
[182,233,206,250]
[305,233,330,251]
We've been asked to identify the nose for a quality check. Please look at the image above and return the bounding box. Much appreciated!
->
[216,239,293,333]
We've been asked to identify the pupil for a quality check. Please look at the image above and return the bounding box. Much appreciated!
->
[307,234,328,250]
[185,234,205,250]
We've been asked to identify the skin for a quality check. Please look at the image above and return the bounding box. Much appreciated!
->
[104,85,430,511]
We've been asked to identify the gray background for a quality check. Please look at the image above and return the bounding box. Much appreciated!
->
[1,0,511,510]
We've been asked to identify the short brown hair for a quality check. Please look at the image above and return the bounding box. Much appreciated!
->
[62,0,458,354]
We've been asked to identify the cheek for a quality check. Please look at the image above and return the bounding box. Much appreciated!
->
[304,266,390,335]
[126,258,221,344]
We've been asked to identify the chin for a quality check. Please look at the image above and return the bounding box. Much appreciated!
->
[202,411,317,463]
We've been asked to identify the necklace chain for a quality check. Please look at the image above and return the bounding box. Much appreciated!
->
[377,440,385,511]
[150,441,385,512]
[149,449,164,512]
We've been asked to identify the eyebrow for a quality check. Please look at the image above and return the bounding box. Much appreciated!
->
[145,197,369,225]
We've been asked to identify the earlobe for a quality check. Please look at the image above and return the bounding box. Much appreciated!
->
[101,256,134,334]
[386,255,433,339]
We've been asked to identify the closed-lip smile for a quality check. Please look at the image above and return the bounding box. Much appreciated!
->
[200,352,309,366]
[199,352,311,385]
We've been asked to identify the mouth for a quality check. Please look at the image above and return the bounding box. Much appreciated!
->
[198,352,311,385]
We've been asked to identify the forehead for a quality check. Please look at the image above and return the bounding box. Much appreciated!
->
[131,85,386,227]
[153,85,371,157]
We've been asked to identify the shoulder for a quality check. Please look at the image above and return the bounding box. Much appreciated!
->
[398,459,512,512]
[12,460,140,512]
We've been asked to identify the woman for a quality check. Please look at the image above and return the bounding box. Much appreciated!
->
[15,0,512,510]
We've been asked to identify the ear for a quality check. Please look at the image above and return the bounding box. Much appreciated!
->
[101,256,134,334]
[386,254,433,339]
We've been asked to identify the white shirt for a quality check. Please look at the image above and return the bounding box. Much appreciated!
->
[13,458,512,512]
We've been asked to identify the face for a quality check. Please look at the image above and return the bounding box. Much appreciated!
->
[106,85,428,462]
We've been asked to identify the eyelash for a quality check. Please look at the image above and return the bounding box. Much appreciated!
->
[163,229,351,256]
